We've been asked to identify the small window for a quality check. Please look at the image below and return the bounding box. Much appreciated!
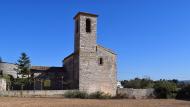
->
[86,18,91,33]
[99,57,103,65]
[75,20,79,33]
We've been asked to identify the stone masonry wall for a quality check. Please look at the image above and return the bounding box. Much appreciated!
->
[64,54,79,89]
[117,88,155,99]
[0,90,76,97]
[0,78,6,91]
[75,15,98,94]
[0,62,17,78]
[75,15,97,53]
[96,46,117,95]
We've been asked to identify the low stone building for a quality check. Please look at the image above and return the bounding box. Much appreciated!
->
[31,66,66,90]
[0,12,117,96]
[0,62,18,78]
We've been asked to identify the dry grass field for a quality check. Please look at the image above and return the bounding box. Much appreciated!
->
[0,97,189,107]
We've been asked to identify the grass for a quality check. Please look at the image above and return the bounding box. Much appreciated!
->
[0,97,190,107]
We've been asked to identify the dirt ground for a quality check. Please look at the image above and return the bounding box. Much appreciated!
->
[0,97,189,107]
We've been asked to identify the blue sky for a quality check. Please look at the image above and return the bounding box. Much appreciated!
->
[0,0,190,80]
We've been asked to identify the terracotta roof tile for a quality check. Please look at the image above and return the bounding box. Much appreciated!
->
[31,66,50,71]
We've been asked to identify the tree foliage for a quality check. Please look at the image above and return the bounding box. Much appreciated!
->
[121,78,178,99]
[121,78,154,89]
[12,78,31,90]
[153,80,177,99]
[14,53,31,90]
[176,85,190,100]
[16,53,31,78]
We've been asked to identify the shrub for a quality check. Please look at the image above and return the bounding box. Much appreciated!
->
[64,91,112,99]
[89,91,112,99]
[12,78,31,90]
[64,91,88,99]
[176,85,190,100]
[153,80,177,99]
[112,93,128,99]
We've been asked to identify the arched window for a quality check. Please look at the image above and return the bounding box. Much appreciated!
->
[99,57,103,65]
[86,18,91,33]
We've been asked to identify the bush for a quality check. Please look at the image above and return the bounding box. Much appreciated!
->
[176,85,190,100]
[88,91,112,99]
[12,78,31,90]
[64,91,88,99]
[64,91,112,99]
[112,93,128,99]
[153,80,177,99]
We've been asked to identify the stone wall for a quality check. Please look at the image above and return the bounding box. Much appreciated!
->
[0,78,6,91]
[95,45,117,95]
[64,53,79,89]
[0,62,17,78]
[117,88,155,99]
[0,90,76,97]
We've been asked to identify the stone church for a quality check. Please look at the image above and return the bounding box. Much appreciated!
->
[0,12,117,95]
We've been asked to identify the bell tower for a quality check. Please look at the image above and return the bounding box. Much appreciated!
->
[74,12,99,93]
[74,12,98,53]
[69,12,117,96]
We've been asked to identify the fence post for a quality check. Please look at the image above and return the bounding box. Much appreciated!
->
[21,85,23,97]
[41,79,43,90]
[33,78,35,91]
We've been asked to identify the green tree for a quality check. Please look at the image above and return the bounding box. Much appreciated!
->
[15,53,31,90]
[176,85,190,100]
[153,80,177,99]
[16,53,31,79]
[121,78,154,89]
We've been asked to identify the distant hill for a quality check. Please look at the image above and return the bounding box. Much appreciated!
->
[180,80,190,85]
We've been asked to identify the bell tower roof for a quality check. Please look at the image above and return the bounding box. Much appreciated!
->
[74,12,98,19]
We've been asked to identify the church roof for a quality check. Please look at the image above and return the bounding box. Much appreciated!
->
[31,66,64,72]
[74,12,98,19]
[31,66,50,71]
[64,53,74,61]
[97,45,117,55]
